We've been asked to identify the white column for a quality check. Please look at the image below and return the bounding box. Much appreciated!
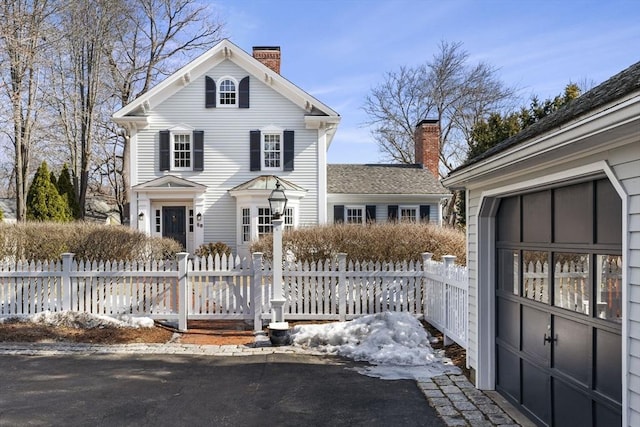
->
[270,218,286,324]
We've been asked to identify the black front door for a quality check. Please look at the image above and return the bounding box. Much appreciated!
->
[162,206,186,250]
[495,179,622,427]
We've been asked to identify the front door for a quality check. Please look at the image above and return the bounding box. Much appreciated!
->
[495,178,622,426]
[162,206,186,250]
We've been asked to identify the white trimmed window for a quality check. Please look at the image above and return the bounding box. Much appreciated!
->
[345,206,364,224]
[400,206,418,222]
[218,77,237,106]
[262,133,282,170]
[257,207,294,239]
[172,133,191,170]
[242,208,251,243]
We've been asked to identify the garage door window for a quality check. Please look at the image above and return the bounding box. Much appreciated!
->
[596,254,622,322]
[553,253,589,315]
[523,251,548,303]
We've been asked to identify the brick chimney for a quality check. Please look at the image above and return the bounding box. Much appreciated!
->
[414,119,440,179]
[252,46,281,74]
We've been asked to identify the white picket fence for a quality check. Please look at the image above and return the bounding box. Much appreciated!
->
[0,251,469,348]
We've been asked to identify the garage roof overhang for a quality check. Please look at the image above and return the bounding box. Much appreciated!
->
[442,92,640,191]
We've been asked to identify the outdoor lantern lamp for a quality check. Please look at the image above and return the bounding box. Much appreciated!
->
[138,212,144,221]
[267,178,290,345]
[268,181,288,219]
[196,212,202,222]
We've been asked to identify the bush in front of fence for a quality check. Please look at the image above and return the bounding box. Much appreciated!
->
[249,222,466,265]
[0,222,181,261]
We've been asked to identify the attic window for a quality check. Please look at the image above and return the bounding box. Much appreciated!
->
[219,78,236,106]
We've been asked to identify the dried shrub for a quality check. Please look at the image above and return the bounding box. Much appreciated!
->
[0,222,181,261]
[195,241,232,258]
[250,222,466,265]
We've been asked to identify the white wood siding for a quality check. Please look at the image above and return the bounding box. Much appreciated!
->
[610,142,640,425]
[465,190,480,370]
[134,60,320,250]
[326,200,443,224]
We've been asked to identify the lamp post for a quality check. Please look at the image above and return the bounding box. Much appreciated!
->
[267,180,289,344]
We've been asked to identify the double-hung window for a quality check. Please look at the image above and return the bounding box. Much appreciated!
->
[399,206,418,222]
[257,207,294,239]
[345,206,364,224]
[262,132,282,170]
[172,133,191,170]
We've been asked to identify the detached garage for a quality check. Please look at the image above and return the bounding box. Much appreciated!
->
[443,61,640,426]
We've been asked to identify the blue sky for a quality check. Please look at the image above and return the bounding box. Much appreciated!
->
[213,0,640,164]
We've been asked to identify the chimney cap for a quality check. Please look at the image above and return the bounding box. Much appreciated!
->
[415,118,439,127]
[252,46,280,51]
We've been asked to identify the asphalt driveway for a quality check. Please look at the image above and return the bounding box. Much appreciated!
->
[0,353,444,426]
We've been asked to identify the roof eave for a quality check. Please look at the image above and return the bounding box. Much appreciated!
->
[442,93,640,189]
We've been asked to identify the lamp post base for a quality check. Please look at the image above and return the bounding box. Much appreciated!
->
[268,321,290,346]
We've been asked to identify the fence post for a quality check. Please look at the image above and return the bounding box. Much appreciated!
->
[61,253,74,311]
[421,253,433,321]
[337,253,347,322]
[442,255,456,346]
[252,252,264,332]
[177,252,189,332]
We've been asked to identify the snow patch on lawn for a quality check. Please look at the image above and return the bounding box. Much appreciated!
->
[0,310,155,329]
[290,311,460,380]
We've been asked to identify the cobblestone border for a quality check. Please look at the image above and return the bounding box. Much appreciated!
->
[417,375,521,427]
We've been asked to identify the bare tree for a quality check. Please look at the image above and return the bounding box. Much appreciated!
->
[106,0,224,223]
[0,0,55,221]
[363,41,516,175]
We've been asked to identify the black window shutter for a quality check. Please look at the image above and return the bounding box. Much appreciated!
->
[283,130,294,171]
[205,76,216,108]
[420,205,431,222]
[388,205,398,222]
[159,130,170,171]
[365,205,376,223]
[193,130,204,171]
[239,76,250,108]
[250,130,261,171]
[334,205,344,223]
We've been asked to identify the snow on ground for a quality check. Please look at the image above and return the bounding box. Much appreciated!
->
[290,311,461,380]
[0,310,154,329]
[1,310,459,381]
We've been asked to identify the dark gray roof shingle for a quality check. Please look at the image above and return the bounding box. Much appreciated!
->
[328,164,449,195]
[459,60,640,170]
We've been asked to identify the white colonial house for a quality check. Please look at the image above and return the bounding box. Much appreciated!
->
[443,61,640,426]
[112,39,340,257]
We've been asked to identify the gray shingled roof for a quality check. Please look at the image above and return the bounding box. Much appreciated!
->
[458,60,640,171]
[328,164,449,195]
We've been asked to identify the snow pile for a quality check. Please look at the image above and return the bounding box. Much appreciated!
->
[0,310,154,329]
[291,311,460,380]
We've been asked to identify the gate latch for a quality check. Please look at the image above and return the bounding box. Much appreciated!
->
[543,333,557,345]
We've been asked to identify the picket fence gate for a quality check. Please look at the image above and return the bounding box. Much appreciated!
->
[0,251,469,348]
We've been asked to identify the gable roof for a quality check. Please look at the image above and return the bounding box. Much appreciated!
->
[112,39,340,127]
[328,164,449,195]
[457,60,640,171]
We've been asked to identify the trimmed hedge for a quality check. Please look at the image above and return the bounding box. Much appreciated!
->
[249,223,466,265]
[0,222,181,261]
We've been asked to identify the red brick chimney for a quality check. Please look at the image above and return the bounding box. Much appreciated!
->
[252,46,281,74]
[414,119,440,179]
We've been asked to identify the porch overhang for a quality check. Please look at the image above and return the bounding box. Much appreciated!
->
[133,175,207,195]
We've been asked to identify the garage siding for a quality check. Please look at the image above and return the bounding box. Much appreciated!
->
[466,190,481,370]
[611,144,640,425]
